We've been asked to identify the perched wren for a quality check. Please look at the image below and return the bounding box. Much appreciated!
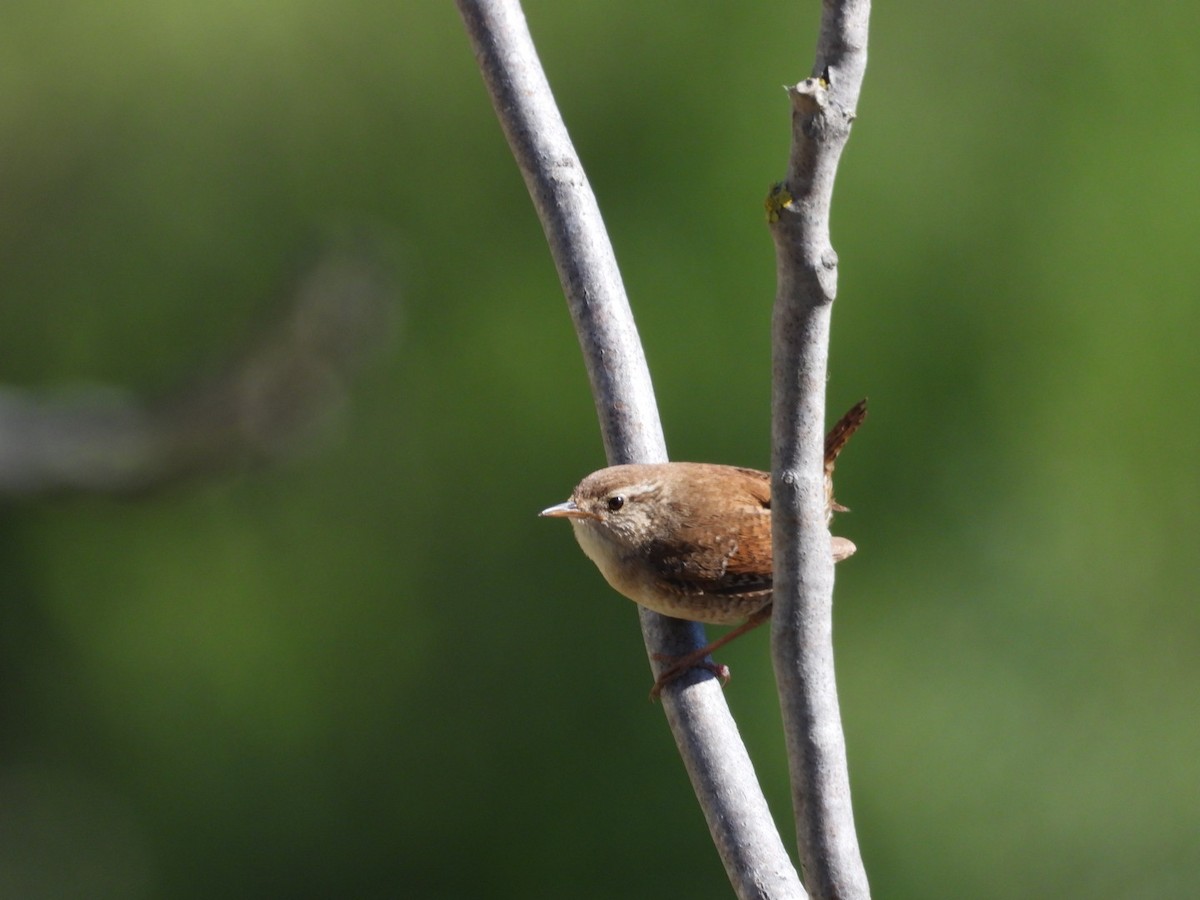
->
[541,400,866,696]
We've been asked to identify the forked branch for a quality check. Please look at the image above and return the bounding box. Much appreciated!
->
[768,2,872,898]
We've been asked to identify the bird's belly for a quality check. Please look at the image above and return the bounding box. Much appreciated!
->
[570,520,768,625]
[632,587,771,626]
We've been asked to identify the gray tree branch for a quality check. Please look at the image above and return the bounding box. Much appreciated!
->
[456,1,806,897]
[767,2,872,898]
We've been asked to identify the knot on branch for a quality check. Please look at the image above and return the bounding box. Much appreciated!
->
[787,72,857,141]
[787,76,830,117]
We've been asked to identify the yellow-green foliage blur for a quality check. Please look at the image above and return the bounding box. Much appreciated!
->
[1,2,1197,898]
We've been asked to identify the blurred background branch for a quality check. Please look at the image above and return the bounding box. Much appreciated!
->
[0,247,394,496]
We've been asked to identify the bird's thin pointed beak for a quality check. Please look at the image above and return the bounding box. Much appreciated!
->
[540,500,591,519]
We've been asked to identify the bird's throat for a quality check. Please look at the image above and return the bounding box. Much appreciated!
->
[569,519,639,598]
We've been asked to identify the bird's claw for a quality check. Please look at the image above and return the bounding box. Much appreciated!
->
[648,657,730,701]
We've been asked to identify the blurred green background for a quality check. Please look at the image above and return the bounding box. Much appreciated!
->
[1,1,1197,897]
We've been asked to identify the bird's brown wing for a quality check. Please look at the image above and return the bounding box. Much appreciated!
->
[647,466,774,597]
[646,464,855,595]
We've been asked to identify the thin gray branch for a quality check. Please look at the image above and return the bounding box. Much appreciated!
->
[767,2,871,899]
[0,248,393,496]
[456,1,806,897]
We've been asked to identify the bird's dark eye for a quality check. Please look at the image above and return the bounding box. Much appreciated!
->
[606,495,625,512]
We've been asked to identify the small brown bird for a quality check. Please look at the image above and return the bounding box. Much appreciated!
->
[542,400,865,696]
